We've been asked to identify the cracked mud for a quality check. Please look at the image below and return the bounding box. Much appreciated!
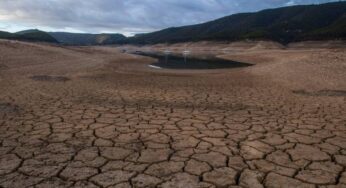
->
[0,40,346,188]
[30,75,71,82]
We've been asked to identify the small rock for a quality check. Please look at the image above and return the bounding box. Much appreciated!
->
[145,161,184,176]
[192,152,227,168]
[287,144,330,161]
[296,169,337,184]
[203,167,237,187]
[131,174,162,188]
[185,159,211,176]
[90,170,136,187]
[0,154,22,175]
[100,147,133,160]
[138,149,172,163]
[239,169,264,188]
[60,167,98,181]
[265,172,315,188]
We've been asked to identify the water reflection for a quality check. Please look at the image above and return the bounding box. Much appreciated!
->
[133,51,252,70]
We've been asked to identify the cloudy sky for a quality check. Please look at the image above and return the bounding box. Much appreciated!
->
[0,0,340,36]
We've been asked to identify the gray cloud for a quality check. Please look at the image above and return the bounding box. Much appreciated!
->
[0,0,340,35]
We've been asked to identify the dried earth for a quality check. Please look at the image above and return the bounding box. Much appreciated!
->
[0,40,346,188]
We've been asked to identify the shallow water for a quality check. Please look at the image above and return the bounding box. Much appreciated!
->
[134,52,252,70]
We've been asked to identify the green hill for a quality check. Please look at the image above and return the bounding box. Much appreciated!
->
[49,32,126,45]
[126,1,346,44]
[0,29,58,43]
[0,31,15,38]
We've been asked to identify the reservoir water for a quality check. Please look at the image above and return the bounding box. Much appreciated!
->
[134,52,252,70]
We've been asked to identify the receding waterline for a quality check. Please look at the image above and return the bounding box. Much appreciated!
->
[148,65,162,69]
[134,52,253,70]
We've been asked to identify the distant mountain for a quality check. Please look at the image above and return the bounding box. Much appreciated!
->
[0,31,14,38]
[0,29,58,43]
[1,1,345,45]
[49,32,126,45]
[15,29,42,35]
[126,1,346,44]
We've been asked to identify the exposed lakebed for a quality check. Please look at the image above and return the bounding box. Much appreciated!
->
[133,51,252,70]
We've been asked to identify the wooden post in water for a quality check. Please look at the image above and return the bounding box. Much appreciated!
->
[183,50,190,63]
[164,50,171,63]
[183,44,190,63]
